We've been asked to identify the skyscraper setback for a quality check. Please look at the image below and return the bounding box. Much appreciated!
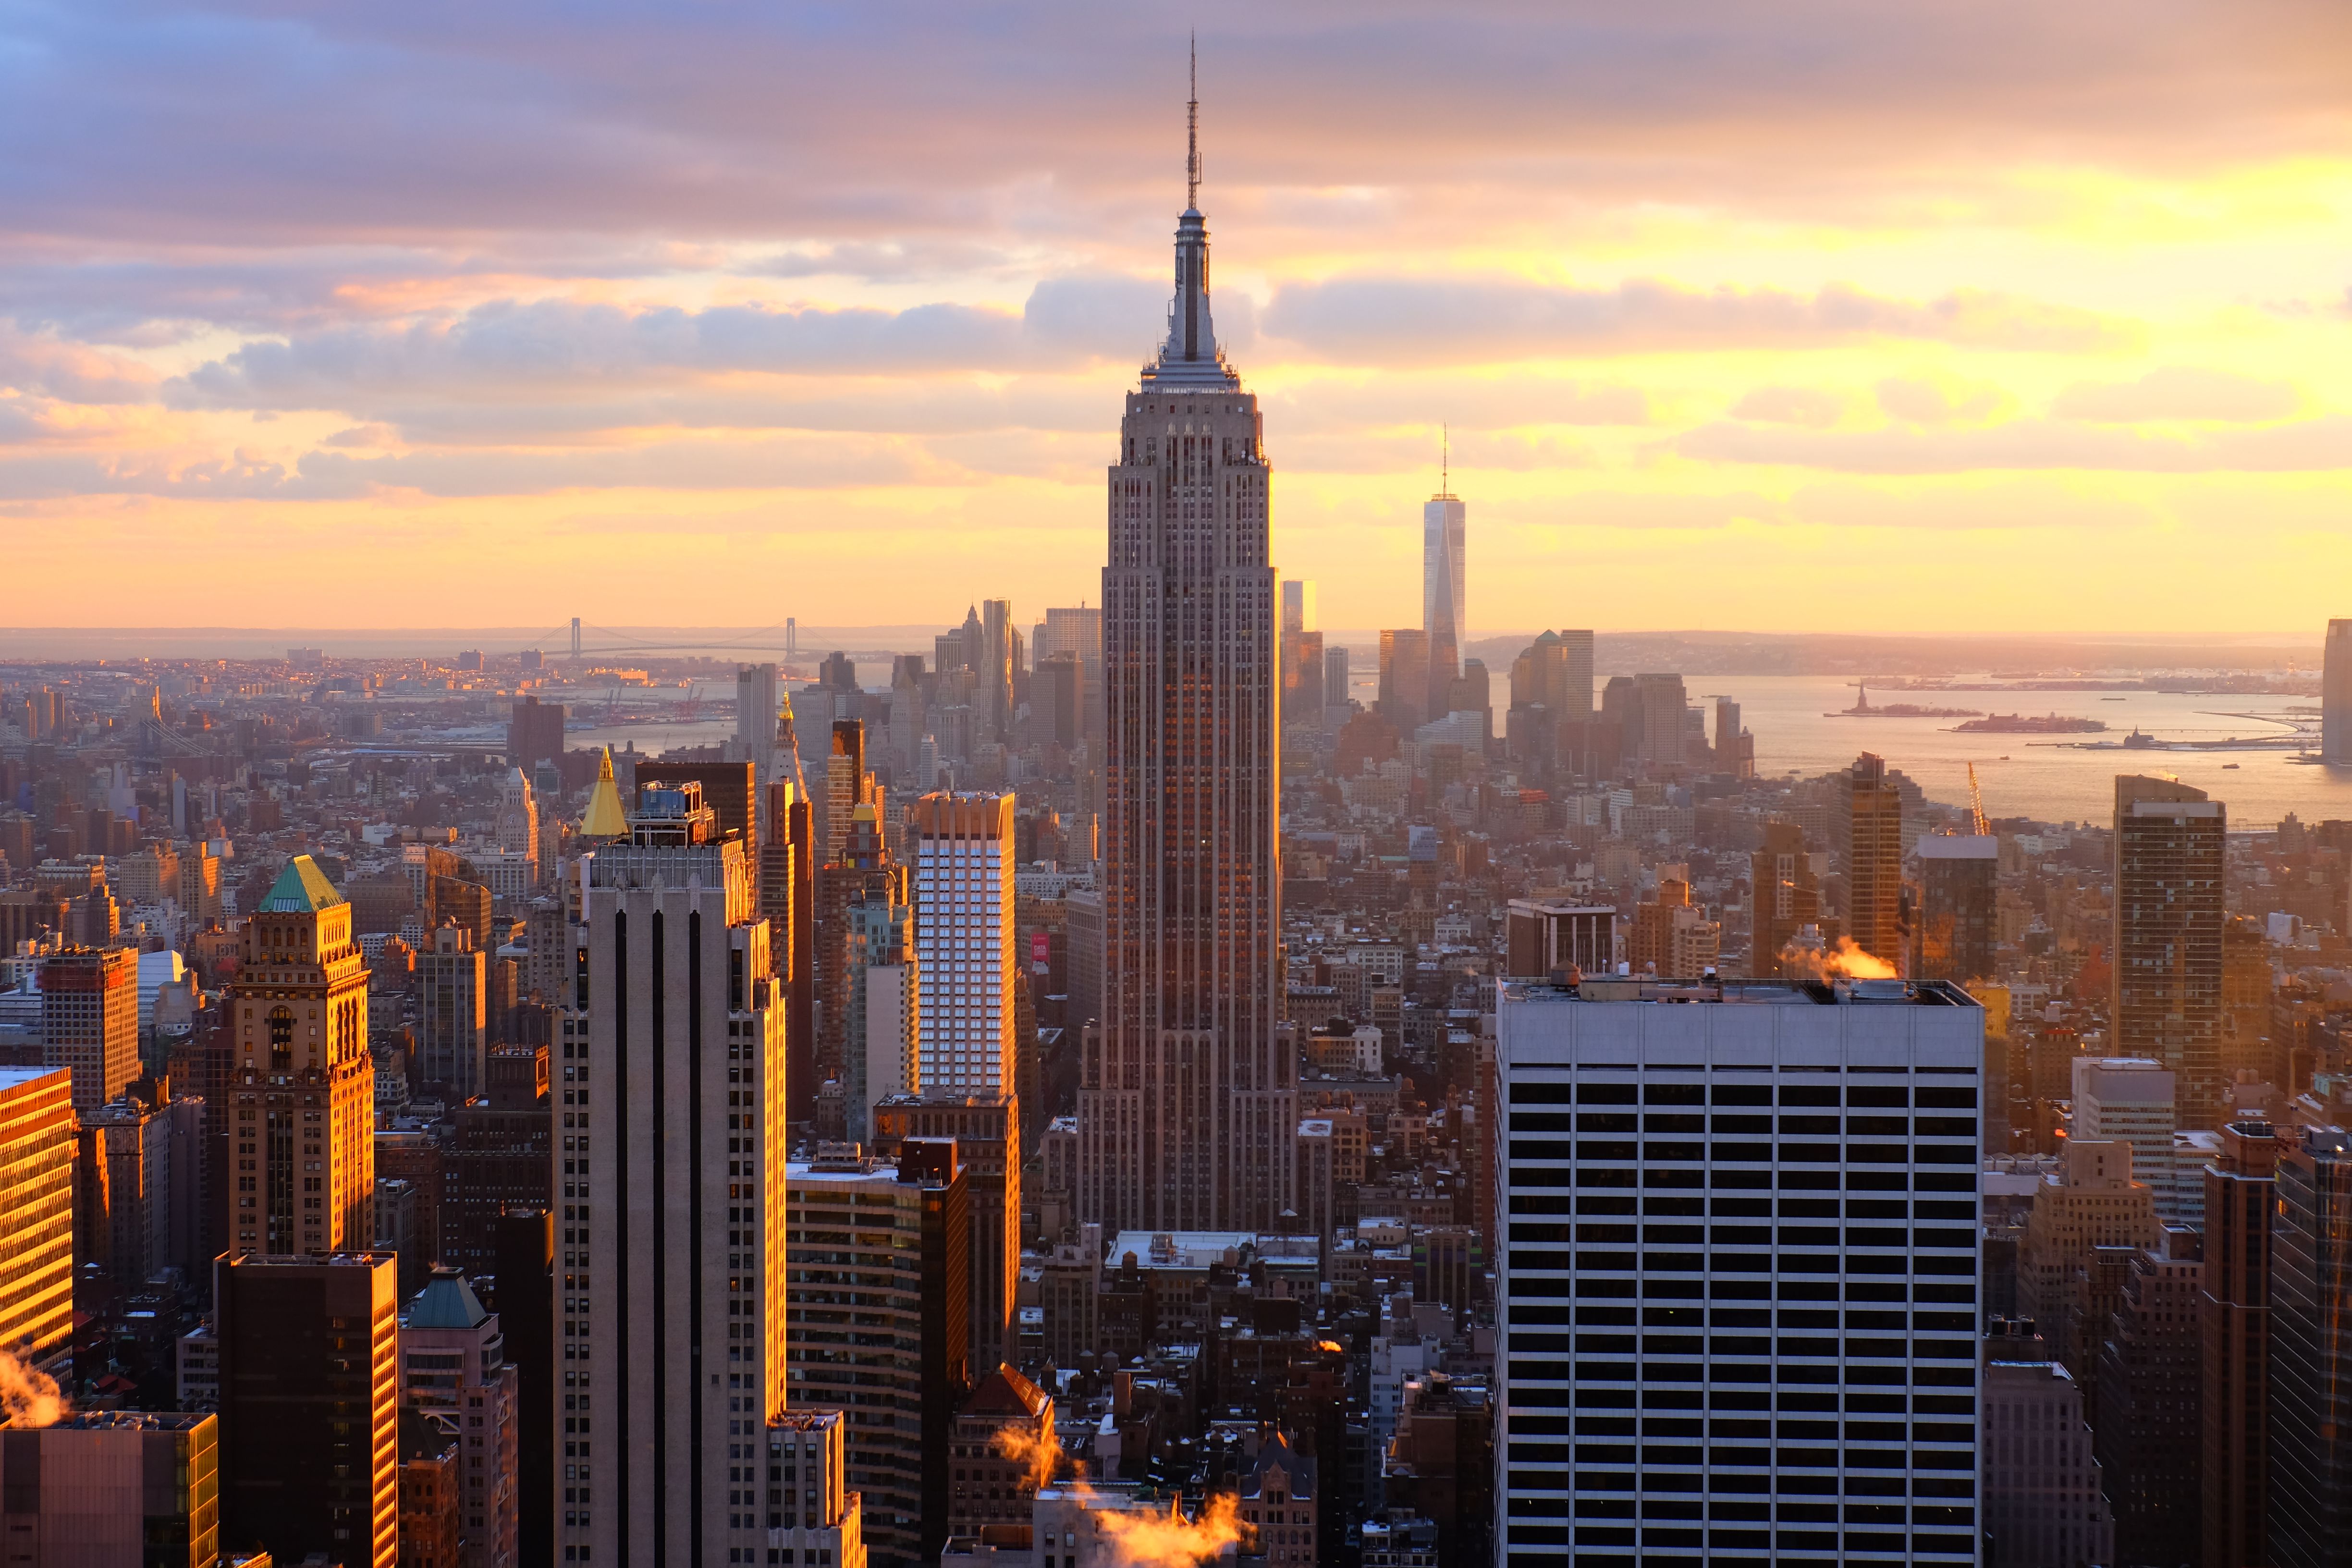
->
[1078,76,1293,1233]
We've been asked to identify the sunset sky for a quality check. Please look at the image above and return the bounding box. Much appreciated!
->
[3,1,2348,637]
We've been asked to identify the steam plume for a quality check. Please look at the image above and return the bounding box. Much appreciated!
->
[1094,1489,1253,1568]
[992,1423,1065,1492]
[1778,935,1899,981]
[0,1348,66,1428]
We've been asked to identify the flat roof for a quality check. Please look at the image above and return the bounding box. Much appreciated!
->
[1501,977,1979,1008]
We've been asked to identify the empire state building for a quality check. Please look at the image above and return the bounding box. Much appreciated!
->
[1077,72,1295,1232]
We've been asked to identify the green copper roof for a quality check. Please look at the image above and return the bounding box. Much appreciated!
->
[257,855,344,912]
[404,1270,490,1330]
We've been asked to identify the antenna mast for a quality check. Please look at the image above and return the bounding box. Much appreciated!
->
[1187,34,1200,209]
[1442,424,1449,498]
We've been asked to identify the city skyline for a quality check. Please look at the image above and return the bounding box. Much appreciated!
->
[1,5,2346,634]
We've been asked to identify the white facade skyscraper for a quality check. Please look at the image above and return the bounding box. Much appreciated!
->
[911,792,1016,1096]
[1495,974,1984,1563]
[568,780,786,1564]
[1078,67,1293,1233]
[735,662,781,785]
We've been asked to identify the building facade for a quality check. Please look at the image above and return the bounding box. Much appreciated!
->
[218,1250,402,1568]
[1494,975,1983,1563]
[571,780,787,1566]
[37,945,137,1115]
[1080,97,1292,1233]
[0,1411,219,1566]
[2113,775,2226,1131]
[0,1066,74,1364]
[229,855,375,1257]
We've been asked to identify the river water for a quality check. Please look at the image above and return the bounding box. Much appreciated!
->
[571,670,2352,832]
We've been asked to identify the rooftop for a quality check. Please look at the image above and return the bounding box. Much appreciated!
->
[257,854,345,912]
[1500,977,1979,1008]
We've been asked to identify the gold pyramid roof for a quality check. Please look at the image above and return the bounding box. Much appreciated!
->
[580,747,629,838]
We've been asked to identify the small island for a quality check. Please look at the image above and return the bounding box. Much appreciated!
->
[1951,713,2107,735]
[1825,682,1983,720]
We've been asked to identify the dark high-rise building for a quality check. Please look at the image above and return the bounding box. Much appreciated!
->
[490,1208,553,1568]
[445,1043,550,1276]
[2114,774,2226,1130]
[2324,618,2352,765]
[2095,1238,2205,1565]
[1378,628,1433,731]
[1842,752,1906,968]
[1080,82,1292,1235]
[507,695,566,772]
[1914,834,1998,982]
[1323,644,1352,723]
[633,759,757,855]
[37,945,137,1114]
[2269,1126,2352,1568]
[2203,1118,2278,1568]
[217,1250,401,1568]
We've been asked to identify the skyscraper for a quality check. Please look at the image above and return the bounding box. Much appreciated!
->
[572,780,786,1565]
[1748,818,1822,978]
[1423,484,1465,697]
[399,1267,521,1568]
[1378,628,1433,731]
[1843,752,1906,968]
[2267,1127,2352,1568]
[37,946,137,1115]
[2203,1118,2277,1568]
[1494,974,1984,1562]
[1914,833,1997,981]
[218,1250,402,1568]
[2113,774,2225,1130]
[228,855,374,1257]
[736,662,782,785]
[2325,619,2352,765]
[0,1065,73,1366]
[1080,73,1293,1234]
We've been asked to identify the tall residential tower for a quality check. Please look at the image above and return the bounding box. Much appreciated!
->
[1078,70,1293,1232]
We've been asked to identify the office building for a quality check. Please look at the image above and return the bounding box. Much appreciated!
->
[1502,900,1614,980]
[401,1407,465,1568]
[1239,1431,1320,1568]
[1507,630,1594,726]
[2113,775,2226,1132]
[0,1066,73,1362]
[507,696,566,773]
[1748,819,1822,979]
[845,894,918,1142]
[978,599,1017,746]
[400,1267,521,1568]
[761,1409,870,1568]
[2203,1118,2278,1568]
[1081,95,1294,1236]
[493,766,540,866]
[2094,1239,2205,1567]
[912,793,1017,1098]
[2325,618,2352,765]
[1324,645,1352,727]
[37,946,137,1115]
[218,1250,401,1568]
[1842,752,1906,968]
[2070,1057,2179,1223]
[492,1209,554,1568]
[445,1045,550,1279]
[1713,695,1754,777]
[818,793,906,1096]
[737,662,782,786]
[0,1410,219,1566]
[1282,579,1317,639]
[74,1091,172,1284]
[571,779,786,1566]
[786,1144,972,1568]
[1980,1320,2114,1568]
[2268,1126,2352,1568]
[1914,834,1997,982]
[228,855,375,1257]
[874,1093,1020,1374]
[419,923,489,1100]
[1423,488,1466,699]
[1378,629,1433,731]
[1494,974,1983,1563]
[2014,1139,2162,1413]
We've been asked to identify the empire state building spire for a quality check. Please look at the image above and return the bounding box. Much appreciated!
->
[1149,38,1234,386]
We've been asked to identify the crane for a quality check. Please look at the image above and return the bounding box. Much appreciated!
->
[1967,762,1990,837]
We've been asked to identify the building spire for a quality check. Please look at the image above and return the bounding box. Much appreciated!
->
[1441,424,1449,498]
[1187,33,1200,212]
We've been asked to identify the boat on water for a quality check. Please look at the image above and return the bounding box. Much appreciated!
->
[2223,763,2241,769]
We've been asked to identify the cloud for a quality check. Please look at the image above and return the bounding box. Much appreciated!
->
[1259,277,2131,365]
[1677,415,2352,473]
[2049,366,2301,422]
[1731,386,1844,427]
[1874,376,2003,425]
